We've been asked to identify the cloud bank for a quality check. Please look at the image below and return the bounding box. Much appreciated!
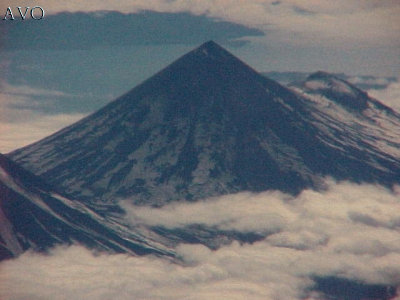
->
[0,81,86,153]
[0,11,263,51]
[1,180,399,299]
[8,0,398,47]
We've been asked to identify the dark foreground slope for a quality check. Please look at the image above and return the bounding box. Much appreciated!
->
[0,154,173,261]
[9,42,400,205]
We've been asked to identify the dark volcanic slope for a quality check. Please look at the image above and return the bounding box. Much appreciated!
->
[0,154,172,261]
[9,41,400,205]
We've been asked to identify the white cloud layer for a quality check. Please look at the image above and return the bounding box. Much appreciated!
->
[0,81,86,153]
[1,180,400,299]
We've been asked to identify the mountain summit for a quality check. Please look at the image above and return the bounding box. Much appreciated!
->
[293,71,372,112]
[9,42,400,205]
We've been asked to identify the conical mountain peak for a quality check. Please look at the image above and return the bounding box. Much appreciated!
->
[196,40,224,52]
[120,39,290,121]
[9,42,314,203]
[9,43,400,206]
[199,40,220,49]
[146,39,257,80]
[191,40,232,59]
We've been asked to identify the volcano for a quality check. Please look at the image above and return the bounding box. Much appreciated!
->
[8,41,400,206]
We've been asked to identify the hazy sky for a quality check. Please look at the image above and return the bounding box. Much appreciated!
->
[2,0,399,75]
[0,0,399,152]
